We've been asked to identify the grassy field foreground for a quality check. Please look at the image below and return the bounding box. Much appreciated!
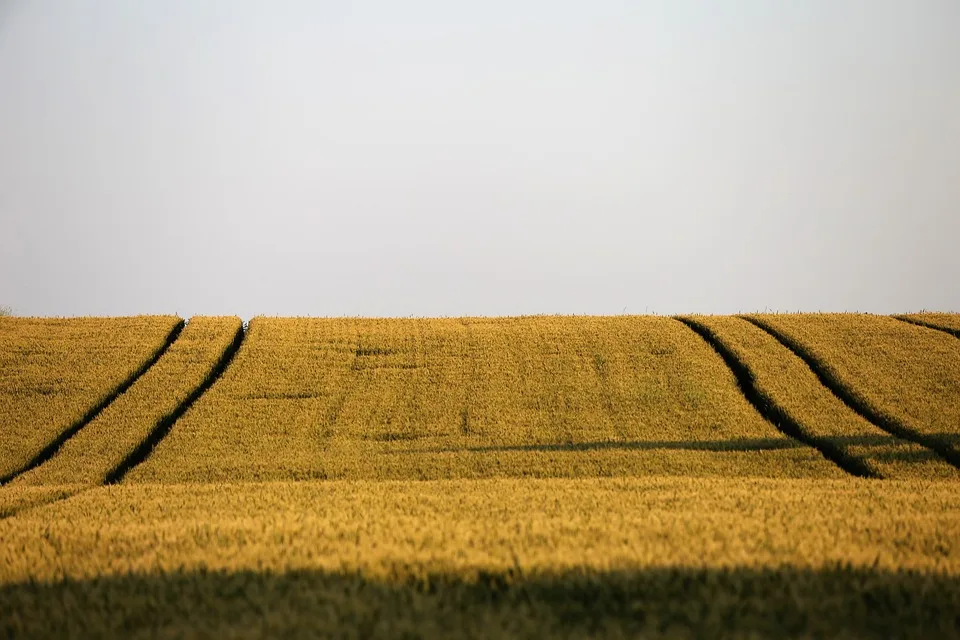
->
[2,477,960,638]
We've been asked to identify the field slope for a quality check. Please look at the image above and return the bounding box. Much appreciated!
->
[0,316,182,482]
[897,313,960,338]
[127,316,841,483]
[2,313,959,638]
[684,315,959,480]
[745,313,960,469]
[10,317,243,487]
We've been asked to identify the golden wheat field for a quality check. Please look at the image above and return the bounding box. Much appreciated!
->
[1,313,959,638]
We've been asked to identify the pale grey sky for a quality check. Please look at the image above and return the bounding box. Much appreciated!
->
[1,1,958,319]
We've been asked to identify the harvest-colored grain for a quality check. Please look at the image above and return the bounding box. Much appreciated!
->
[3,313,959,637]
[127,316,841,482]
[8,477,958,579]
[897,312,960,336]
[12,317,242,486]
[2,478,959,637]
[0,316,182,481]
[746,314,960,462]
[687,315,959,479]
[0,484,84,519]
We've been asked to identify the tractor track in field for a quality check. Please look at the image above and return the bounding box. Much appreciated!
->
[675,317,878,479]
[893,316,960,340]
[105,322,247,484]
[741,316,960,471]
[0,320,186,486]
[0,486,94,521]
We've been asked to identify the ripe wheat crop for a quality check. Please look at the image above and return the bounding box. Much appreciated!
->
[5,477,958,579]
[897,312,960,336]
[685,315,959,479]
[1,313,960,637]
[0,484,82,519]
[2,477,960,637]
[0,316,181,481]
[746,314,960,464]
[11,317,242,487]
[127,316,841,483]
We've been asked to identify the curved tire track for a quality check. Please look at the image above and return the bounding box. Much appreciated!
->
[0,486,92,521]
[893,316,960,340]
[105,323,246,484]
[0,320,186,486]
[676,317,878,479]
[741,315,960,471]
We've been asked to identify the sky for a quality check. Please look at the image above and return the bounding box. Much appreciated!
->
[1,1,958,319]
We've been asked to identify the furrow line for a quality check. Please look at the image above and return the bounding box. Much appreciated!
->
[741,315,960,470]
[0,320,186,486]
[0,486,93,522]
[893,316,960,340]
[675,317,878,479]
[105,323,246,484]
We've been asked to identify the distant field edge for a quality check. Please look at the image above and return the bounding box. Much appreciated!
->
[104,321,247,484]
[894,315,960,339]
[740,315,960,471]
[674,317,877,479]
[0,319,186,486]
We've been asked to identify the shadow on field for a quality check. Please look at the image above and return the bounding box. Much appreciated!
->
[2,566,959,638]
[398,437,806,454]
[871,448,942,463]
[927,432,960,447]
[395,433,954,456]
